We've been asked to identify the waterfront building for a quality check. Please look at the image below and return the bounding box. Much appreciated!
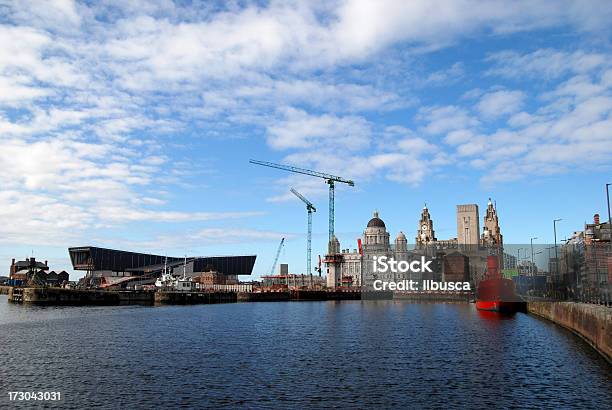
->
[325,211,415,289]
[503,252,517,270]
[457,204,480,246]
[68,246,255,288]
[8,257,68,286]
[325,199,505,289]
[361,211,404,288]
[10,257,48,282]
[560,214,611,301]
[442,252,470,283]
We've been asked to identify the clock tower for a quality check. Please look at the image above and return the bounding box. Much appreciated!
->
[482,198,503,246]
[416,204,437,247]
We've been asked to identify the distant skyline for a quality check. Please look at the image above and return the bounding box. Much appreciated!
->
[0,1,611,279]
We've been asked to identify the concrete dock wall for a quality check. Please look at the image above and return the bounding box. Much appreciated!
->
[155,291,237,305]
[18,287,154,305]
[528,301,611,363]
[237,291,290,302]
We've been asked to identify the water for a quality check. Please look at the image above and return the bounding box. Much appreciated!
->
[0,296,610,409]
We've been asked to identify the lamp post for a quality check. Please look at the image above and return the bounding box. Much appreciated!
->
[606,183,611,305]
[530,237,538,276]
[553,219,562,277]
[607,183,611,234]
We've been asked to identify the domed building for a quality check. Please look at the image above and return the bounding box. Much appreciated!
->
[325,211,412,289]
[364,211,390,249]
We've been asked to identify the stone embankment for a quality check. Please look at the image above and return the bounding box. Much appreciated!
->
[528,301,611,363]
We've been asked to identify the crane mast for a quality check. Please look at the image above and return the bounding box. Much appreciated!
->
[250,159,354,242]
[290,188,316,283]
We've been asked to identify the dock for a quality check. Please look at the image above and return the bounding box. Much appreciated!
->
[3,287,363,306]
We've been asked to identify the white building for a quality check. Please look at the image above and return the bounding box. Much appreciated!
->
[326,211,413,289]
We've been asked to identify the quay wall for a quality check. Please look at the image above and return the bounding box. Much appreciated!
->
[238,291,290,302]
[155,291,236,305]
[527,301,611,363]
[394,292,472,302]
[0,286,9,295]
[17,287,154,306]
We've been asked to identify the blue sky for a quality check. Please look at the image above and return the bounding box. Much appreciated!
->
[0,1,611,279]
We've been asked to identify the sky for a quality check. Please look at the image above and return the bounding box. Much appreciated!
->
[0,0,611,279]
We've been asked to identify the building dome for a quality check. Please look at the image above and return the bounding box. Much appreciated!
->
[396,231,406,240]
[367,211,386,228]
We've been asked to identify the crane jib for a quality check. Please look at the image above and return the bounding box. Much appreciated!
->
[249,159,354,186]
[250,159,355,244]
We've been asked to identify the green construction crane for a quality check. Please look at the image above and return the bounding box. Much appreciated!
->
[250,159,354,243]
[290,188,316,279]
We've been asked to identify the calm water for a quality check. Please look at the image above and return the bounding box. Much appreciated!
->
[0,296,610,409]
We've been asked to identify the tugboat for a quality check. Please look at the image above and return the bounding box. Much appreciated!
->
[476,255,526,313]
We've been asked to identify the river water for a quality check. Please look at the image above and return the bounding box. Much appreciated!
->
[0,296,610,409]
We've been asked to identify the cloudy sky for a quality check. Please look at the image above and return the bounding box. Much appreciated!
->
[1,0,611,278]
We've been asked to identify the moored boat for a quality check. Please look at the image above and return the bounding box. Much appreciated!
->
[476,255,526,313]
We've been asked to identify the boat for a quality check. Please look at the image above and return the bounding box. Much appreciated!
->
[154,256,195,292]
[476,255,526,313]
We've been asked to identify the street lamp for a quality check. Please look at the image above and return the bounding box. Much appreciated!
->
[530,237,538,276]
[605,183,611,305]
[607,183,612,244]
[517,248,525,274]
[553,219,562,277]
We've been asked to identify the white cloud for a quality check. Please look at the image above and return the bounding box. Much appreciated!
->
[417,105,480,135]
[486,49,611,80]
[424,62,465,85]
[266,107,371,151]
[476,89,525,118]
[0,1,611,248]
[0,135,263,245]
[117,227,292,251]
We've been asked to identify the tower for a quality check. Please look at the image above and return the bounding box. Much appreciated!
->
[395,231,408,260]
[416,204,436,247]
[325,235,343,288]
[457,204,480,246]
[482,198,503,246]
